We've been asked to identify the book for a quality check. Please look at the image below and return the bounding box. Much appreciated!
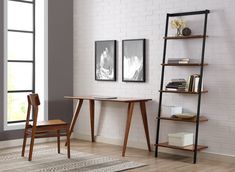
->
[171,78,186,82]
[168,58,189,61]
[93,96,117,99]
[193,76,203,92]
[186,74,204,92]
[192,74,199,91]
[165,88,178,91]
[166,78,187,91]
[186,75,194,92]
[168,58,190,64]
[166,82,186,86]
[179,59,190,63]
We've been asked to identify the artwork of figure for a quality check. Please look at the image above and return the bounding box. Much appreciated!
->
[95,41,116,81]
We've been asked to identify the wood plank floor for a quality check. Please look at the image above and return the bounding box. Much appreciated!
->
[39,139,235,172]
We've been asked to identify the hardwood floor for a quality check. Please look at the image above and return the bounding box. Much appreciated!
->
[42,139,235,172]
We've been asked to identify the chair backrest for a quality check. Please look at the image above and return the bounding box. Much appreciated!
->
[28,94,40,107]
[25,94,41,127]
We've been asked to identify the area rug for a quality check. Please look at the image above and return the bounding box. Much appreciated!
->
[0,146,145,172]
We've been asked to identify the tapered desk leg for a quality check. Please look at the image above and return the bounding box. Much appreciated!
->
[140,101,151,152]
[65,99,83,146]
[122,102,134,157]
[89,100,95,142]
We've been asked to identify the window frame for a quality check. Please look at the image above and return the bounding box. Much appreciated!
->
[6,0,35,124]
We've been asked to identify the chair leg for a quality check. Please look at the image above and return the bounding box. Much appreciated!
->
[57,130,60,154]
[28,132,36,161]
[66,126,70,159]
[21,131,27,157]
[28,138,35,161]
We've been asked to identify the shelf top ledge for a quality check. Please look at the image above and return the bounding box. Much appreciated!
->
[159,90,208,94]
[156,116,208,123]
[163,35,208,40]
[161,63,208,66]
[155,142,208,152]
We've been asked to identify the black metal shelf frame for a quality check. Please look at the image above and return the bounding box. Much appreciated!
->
[155,10,210,164]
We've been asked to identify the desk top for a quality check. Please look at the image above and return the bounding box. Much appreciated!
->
[64,96,152,103]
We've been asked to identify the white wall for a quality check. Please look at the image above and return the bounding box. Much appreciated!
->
[73,0,235,157]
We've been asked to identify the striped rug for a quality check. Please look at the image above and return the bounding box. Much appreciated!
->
[0,145,145,172]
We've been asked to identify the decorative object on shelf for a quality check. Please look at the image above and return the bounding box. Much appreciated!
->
[157,116,208,123]
[182,27,192,36]
[172,112,196,119]
[95,40,116,81]
[171,106,182,115]
[168,132,194,147]
[161,105,173,117]
[170,18,186,36]
[122,39,145,82]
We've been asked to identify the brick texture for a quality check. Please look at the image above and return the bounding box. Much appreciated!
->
[73,0,235,156]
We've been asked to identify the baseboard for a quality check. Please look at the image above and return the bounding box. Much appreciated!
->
[73,132,235,163]
[2,133,235,163]
[72,132,155,150]
[0,137,66,149]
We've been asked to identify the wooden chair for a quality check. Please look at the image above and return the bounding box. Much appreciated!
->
[21,93,70,161]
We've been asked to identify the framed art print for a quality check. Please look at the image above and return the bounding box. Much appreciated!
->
[95,40,116,81]
[122,39,145,82]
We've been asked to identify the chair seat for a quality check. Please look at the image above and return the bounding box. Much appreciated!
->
[29,119,67,127]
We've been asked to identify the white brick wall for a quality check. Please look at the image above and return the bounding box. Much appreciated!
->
[73,0,235,156]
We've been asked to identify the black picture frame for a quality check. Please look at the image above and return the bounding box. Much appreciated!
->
[122,39,146,82]
[95,40,116,81]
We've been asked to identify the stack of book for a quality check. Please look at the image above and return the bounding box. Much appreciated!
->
[167,58,190,64]
[186,74,203,92]
[166,79,187,91]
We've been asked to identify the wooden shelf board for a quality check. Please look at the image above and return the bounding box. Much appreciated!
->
[161,63,208,66]
[159,90,208,94]
[163,35,208,39]
[156,116,208,123]
[156,142,208,151]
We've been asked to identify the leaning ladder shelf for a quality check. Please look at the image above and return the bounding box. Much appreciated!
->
[155,10,210,164]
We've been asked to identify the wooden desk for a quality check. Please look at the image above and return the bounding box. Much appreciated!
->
[65,96,152,156]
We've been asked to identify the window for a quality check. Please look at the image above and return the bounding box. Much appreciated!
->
[7,0,35,123]
[4,0,47,128]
